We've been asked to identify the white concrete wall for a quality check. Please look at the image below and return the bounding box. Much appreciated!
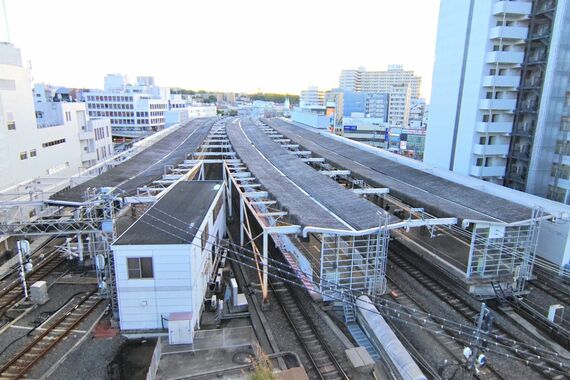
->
[453,1,495,175]
[0,47,87,190]
[291,109,330,129]
[424,0,472,171]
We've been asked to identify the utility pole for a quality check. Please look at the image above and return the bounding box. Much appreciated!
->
[464,303,491,379]
[16,240,31,299]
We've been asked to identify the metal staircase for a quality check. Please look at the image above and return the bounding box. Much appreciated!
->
[491,281,510,305]
[347,323,380,361]
[342,292,356,324]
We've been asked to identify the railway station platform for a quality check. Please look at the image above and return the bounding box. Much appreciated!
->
[237,120,396,230]
[226,121,347,230]
[262,118,546,297]
[52,118,216,202]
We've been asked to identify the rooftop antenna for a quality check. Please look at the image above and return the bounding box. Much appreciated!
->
[2,0,9,43]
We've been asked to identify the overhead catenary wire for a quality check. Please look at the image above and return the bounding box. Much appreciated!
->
[108,127,564,360]
[132,216,569,375]
[126,205,570,371]
[124,187,570,364]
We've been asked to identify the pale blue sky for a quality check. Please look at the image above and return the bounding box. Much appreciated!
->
[1,0,440,98]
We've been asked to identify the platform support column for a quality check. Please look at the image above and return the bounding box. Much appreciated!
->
[239,197,244,246]
[77,233,83,262]
[262,229,269,304]
[228,173,233,218]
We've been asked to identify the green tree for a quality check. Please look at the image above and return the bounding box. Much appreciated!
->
[248,351,277,380]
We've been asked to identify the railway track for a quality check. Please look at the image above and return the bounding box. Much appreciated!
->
[269,281,349,380]
[0,290,103,379]
[0,253,67,317]
[529,279,570,307]
[0,237,64,283]
[385,273,504,380]
[389,243,568,379]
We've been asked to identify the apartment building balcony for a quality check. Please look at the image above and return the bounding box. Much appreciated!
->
[536,0,556,15]
[489,26,528,41]
[507,172,528,184]
[550,177,570,190]
[476,122,513,134]
[553,154,570,166]
[470,165,506,177]
[486,51,525,65]
[472,144,510,156]
[509,144,532,160]
[527,53,547,65]
[518,102,538,113]
[521,77,542,89]
[492,1,532,17]
[482,75,521,88]
[479,99,517,111]
[512,123,535,137]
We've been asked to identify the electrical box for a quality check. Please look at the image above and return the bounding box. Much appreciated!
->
[30,281,49,305]
[548,304,564,324]
[168,312,193,345]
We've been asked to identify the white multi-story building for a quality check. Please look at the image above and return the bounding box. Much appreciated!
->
[0,43,112,190]
[339,65,422,100]
[387,83,411,127]
[425,0,570,203]
[300,86,325,108]
[84,75,169,139]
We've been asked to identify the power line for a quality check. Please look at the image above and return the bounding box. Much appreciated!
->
[124,208,569,371]
[127,195,569,363]
[135,216,568,376]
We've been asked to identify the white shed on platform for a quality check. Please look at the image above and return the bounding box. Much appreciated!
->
[112,180,226,333]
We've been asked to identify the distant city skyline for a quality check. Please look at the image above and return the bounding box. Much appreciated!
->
[1,0,440,98]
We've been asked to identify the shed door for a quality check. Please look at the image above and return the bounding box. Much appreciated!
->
[169,320,192,345]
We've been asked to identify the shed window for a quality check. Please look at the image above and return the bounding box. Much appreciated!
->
[127,257,153,279]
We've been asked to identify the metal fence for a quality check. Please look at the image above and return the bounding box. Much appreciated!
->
[192,326,255,351]
[466,208,543,293]
[320,227,389,304]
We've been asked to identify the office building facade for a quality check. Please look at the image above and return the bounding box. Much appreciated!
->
[84,75,169,139]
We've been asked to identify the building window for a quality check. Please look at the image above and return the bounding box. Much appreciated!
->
[7,121,16,130]
[561,117,570,132]
[19,152,27,160]
[547,185,567,203]
[127,257,153,279]
[42,138,66,148]
[30,149,37,158]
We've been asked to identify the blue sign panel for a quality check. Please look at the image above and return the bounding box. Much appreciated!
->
[344,125,357,131]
